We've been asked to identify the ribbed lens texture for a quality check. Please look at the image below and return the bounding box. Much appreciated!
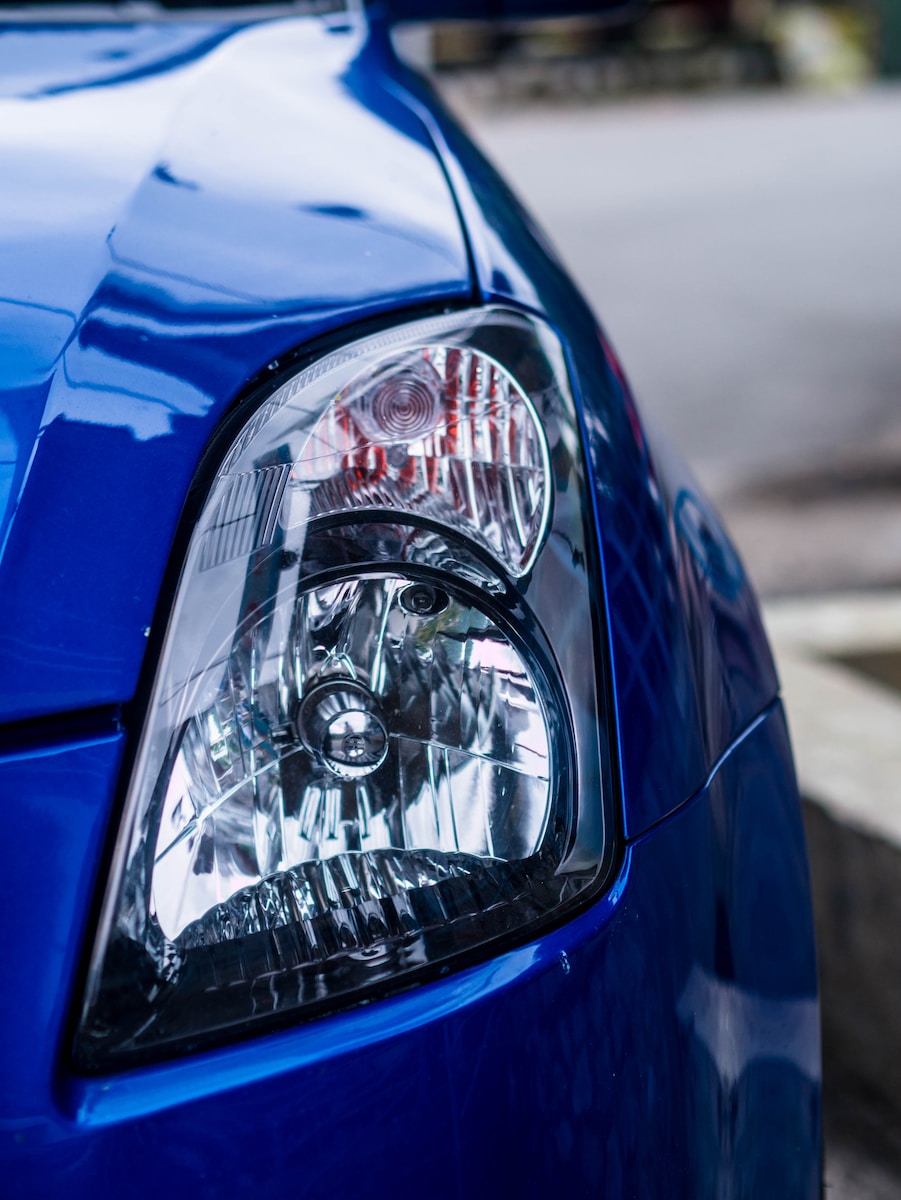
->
[151,575,551,948]
[295,348,548,576]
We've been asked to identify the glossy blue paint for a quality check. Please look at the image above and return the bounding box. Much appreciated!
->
[0,731,125,1137]
[3,703,819,1198]
[0,13,471,723]
[650,430,780,772]
[386,46,779,836]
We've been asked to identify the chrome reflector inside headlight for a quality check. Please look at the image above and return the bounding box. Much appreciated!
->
[154,574,552,946]
[74,308,613,1069]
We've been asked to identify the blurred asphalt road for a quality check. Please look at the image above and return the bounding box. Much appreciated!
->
[436,82,901,1197]
[445,86,901,490]
[443,85,901,597]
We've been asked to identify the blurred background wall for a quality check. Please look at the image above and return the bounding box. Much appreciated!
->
[420,0,893,93]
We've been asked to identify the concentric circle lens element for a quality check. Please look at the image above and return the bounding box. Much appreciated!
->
[360,360,442,440]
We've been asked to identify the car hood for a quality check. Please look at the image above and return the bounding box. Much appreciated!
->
[0,14,472,723]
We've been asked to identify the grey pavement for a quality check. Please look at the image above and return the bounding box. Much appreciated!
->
[766,592,901,1197]
[435,80,901,1196]
[441,84,901,517]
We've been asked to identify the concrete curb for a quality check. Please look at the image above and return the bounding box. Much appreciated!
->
[765,594,901,1122]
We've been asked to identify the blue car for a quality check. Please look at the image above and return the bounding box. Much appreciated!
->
[2,2,820,1196]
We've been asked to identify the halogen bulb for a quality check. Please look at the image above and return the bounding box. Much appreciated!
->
[298,681,388,779]
[399,582,449,617]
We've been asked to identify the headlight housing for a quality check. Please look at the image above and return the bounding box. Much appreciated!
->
[73,307,614,1070]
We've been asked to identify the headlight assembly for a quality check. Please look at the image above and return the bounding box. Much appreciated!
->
[73,308,614,1070]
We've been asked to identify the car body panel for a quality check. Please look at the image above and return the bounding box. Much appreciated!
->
[0,13,471,725]
[3,702,819,1198]
[0,11,818,1195]
[0,729,125,1136]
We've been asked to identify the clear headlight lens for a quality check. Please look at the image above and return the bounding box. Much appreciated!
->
[73,308,612,1070]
